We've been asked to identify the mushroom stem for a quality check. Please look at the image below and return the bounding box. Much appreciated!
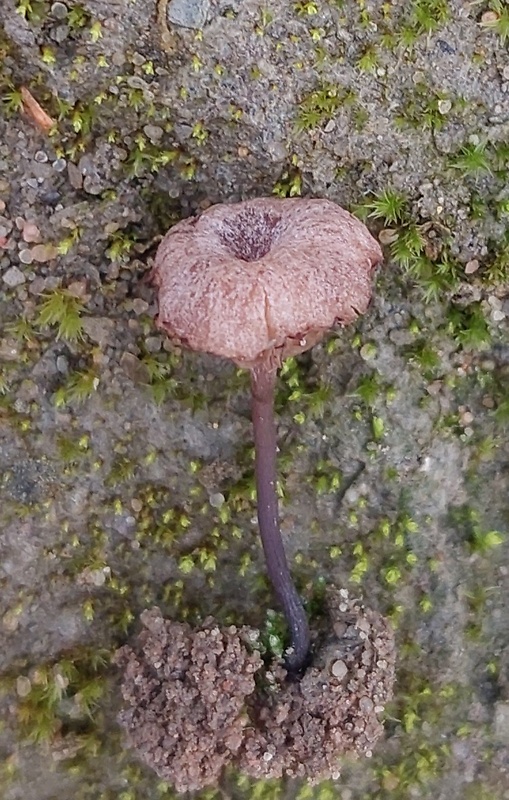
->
[250,364,310,674]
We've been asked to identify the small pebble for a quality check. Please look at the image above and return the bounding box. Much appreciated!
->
[3,266,26,286]
[16,676,32,697]
[132,298,149,315]
[333,621,347,637]
[19,248,34,264]
[359,696,374,713]
[53,24,70,43]
[82,317,115,347]
[112,51,126,66]
[331,660,348,680]
[0,217,13,236]
[167,0,211,29]
[51,1,68,18]
[209,492,225,508]
[120,352,151,384]
[2,609,21,631]
[481,10,499,24]
[67,162,83,189]
[22,221,41,243]
[52,158,67,173]
[56,355,69,374]
[378,228,398,245]
[0,339,19,360]
[465,259,479,274]
[40,190,61,206]
[144,124,164,143]
[144,336,162,352]
[34,151,48,163]
[31,243,59,262]
[360,343,377,361]
[90,567,109,587]
[131,52,146,67]
[437,98,452,114]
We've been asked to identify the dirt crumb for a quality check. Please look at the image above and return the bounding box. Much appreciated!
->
[114,608,263,793]
[238,591,395,782]
[116,594,395,792]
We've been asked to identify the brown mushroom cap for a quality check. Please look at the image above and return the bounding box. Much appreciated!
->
[152,197,382,368]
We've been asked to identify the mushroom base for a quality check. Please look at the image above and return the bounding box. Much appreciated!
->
[115,593,395,793]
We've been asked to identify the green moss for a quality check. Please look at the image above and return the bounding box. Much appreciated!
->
[295,82,356,132]
[308,458,342,495]
[479,1,509,45]
[449,141,492,178]
[483,234,509,286]
[15,647,111,745]
[273,156,303,197]
[354,188,408,226]
[449,504,504,555]
[445,303,492,351]
[36,288,86,343]
[54,370,100,408]
[15,0,49,23]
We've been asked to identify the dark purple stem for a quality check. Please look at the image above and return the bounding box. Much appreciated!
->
[250,364,310,674]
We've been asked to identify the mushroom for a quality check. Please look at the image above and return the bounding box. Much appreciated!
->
[152,197,382,674]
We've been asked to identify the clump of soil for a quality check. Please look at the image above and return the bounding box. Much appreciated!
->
[114,609,263,794]
[115,593,395,793]
[238,590,396,782]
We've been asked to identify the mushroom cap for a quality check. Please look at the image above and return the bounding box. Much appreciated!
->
[152,197,382,368]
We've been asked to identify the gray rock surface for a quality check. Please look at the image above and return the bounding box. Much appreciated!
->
[0,1,508,799]
[167,0,211,29]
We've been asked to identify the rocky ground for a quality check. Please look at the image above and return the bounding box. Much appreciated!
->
[0,0,509,798]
